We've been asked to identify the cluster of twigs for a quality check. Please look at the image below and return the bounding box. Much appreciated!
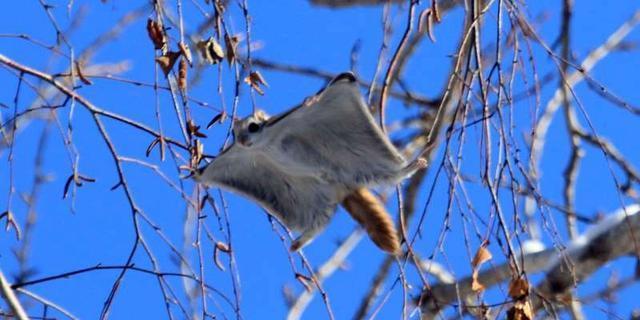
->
[1,0,640,319]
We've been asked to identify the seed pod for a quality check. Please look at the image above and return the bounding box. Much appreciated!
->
[146,19,166,50]
[155,51,181,76]
[197,37,224,65]
[178,58,187,91]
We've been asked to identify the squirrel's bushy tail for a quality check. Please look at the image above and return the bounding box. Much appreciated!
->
[342,188,401,255]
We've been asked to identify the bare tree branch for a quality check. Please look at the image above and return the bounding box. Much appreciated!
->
[0,269,28,320]
[419,205,640,318]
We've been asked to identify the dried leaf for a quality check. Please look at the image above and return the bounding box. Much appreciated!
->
[179,42,193,66]
[471,245,492,292]
[508,277,530,299]
[507,300,533,320]
[471,270,485,292]
[472,246,492,268]
[155,51,181,76]
[224,33,239,65]
[187,120,207,138]
[244,70,268,95]
[146,18,165,50]
[178,58,187,91]
[190,139,204,168]
[197,37,224,65]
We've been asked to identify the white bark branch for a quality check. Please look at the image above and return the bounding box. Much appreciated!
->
[287,230,364,320]
[0,269,28,320]
[419,205,640,318]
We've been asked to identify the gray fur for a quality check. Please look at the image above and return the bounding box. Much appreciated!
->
[197,72,424,250]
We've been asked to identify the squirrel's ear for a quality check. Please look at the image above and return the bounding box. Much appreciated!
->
[254,109,271,122]
[310,72,358,97]
[328,72,357,85]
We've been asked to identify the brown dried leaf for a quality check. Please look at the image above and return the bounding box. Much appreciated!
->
[471,270,485,292]
[187,120,207,138]
[472,246,492,268]
[190,139,204,168]
[224,33,239,65]
[507,300,533,320]
[187,120,197,136]
[197,37,224,65]
[155,51,181,76]
[244,71,268,95]
[470,245,492,292]
[508,277,530,299]
[178,58,187,91]
[146,18,165,50]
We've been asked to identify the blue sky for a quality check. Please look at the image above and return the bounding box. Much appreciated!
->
[1,0,640,319]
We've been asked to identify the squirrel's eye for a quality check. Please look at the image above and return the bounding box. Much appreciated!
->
[248,122,260,133]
